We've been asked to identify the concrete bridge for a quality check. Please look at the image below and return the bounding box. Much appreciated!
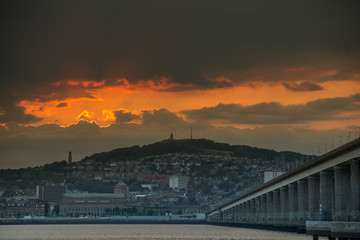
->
[206,138,360,240]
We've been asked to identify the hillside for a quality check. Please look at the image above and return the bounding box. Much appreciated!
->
[0,138,312,207]
[82,138,306,164]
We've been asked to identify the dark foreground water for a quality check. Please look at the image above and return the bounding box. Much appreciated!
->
[0,224,323,240]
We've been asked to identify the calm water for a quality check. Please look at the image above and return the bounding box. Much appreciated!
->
[0,224,322,240]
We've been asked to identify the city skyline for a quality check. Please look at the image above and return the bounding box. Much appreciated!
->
[1,1,360,168]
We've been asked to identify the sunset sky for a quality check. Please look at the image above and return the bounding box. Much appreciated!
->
[1,0,360,169]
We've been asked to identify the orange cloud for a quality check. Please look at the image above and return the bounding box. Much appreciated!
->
[19,100,58,118]
[77,110,94,121]
[15,76,360,130]
[102,109,116,121]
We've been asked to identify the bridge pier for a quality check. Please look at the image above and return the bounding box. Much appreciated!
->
[273,189,280,224]
[260,194,266,224]
[351,159,360,221]
[231,207,235,223]
[308,175,320,221]
[243,202,247,222]
[288,182,298,225]
[250,199,255,223]
[229,207,233,223]
[239,204,242,223]
[255,197,260,223]
[298,179,308,225]
[246,200,250,222]
[236,204,240,223]
[320,171,333,221]
[334,165,350,221]
[280,186,289,224]
[266,191,273,224]
[226,208,230,223]
[233,206,236,223]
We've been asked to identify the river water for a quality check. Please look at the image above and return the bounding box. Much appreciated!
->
[0,224,322,240]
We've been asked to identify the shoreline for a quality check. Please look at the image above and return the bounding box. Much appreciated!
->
[0,218,306,234]
[0,218,206,225]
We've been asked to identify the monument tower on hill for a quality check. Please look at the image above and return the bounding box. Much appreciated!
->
[68,151,72,164]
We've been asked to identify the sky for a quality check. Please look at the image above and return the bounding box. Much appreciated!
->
[1,0,360,169]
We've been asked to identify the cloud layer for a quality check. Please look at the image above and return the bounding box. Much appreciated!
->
[182,94,360,124]
[1,93,359,169]
[1,1,360,124]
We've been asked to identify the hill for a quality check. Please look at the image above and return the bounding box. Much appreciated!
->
[82,138,306,164]
[0,138,312,204]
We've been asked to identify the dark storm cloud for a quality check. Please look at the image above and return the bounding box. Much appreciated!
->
[182,94,360,124]
[0,105,42,124]
[1,1,360,123]
[282,81,324,92]
[142,109,186,127]
[114,110,139,124]
[65,120,101,136]
[56,102,68,108]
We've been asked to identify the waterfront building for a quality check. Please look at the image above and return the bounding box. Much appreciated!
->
[0,197,46,218]
[59,193,125,217]
[139,203,205,216]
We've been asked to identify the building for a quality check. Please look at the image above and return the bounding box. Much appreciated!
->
[138,174,170,185]
[59,193,126,217]
[186,174,195,203]
[139,203,205,216]
[0,197,46,218]
[169,175,188,190]
[36,184,67,203]
[36,184,67,215]
[114,182,128,197]
[263,170,284,183]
